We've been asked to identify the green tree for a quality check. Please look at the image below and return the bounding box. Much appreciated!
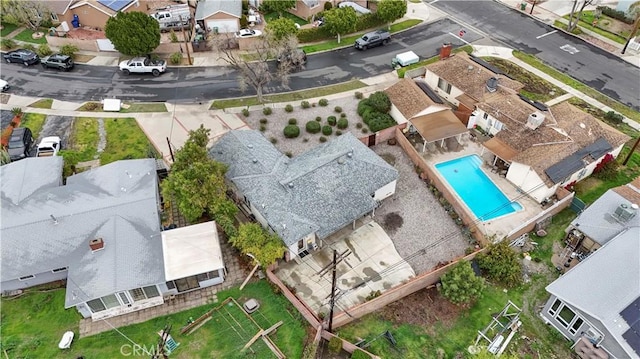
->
[323,6,358,43]
[263,0,296,16]
[476,241,523,286]
[376,0,407,29]
[439,261,485,305]
[265,17,298,41]
[1,0,53,30]
[105,11,160,56]
[230,223,286,266]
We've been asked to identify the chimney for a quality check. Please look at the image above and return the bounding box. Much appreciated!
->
[90,238,104,251]
[440,42,452,60]
[486,77,499,93]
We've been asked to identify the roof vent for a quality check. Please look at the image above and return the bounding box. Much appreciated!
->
[50,214,59,225]
[613,203,637,222]
[467,65,474,72]
[525,112,546,130]
[288,182,294,188]
[347,151,353,158]
[338,157,346,164]
[90,238,104,252]
[248,144,254,149]
[486,77,498,93]
[252,158,258,163]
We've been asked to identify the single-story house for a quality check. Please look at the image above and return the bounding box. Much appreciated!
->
[195,0,241,33]
[540,227,640,359]
[477,99,629,203]
[289,0,326,20]
[40,0,153,31]
[564,177,640,253]
[209,130,398,262]
[385,78,468,152]
[0,158,225,320]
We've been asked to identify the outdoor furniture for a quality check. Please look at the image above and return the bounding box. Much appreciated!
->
[243,298,260,314]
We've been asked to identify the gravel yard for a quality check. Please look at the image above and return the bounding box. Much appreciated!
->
[240,94,469,275]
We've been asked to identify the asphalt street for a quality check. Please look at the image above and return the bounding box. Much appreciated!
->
[430,0,640,111]
[0,19,477,103]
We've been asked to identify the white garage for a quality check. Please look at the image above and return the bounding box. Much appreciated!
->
[205,19,238,33]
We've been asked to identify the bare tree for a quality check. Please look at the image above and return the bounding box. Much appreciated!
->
[1,0,54,30]
[211,32,302,103]
[567,0,597,32]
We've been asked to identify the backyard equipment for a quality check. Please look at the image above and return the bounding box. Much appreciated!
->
[472,301,522,355]
[391,51,420,69]
[58,331,74,349]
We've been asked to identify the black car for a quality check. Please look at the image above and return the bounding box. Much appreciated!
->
[7,127,33,161]
[3,49,40,66]
[277,49,307,68]
[41,54,74,71]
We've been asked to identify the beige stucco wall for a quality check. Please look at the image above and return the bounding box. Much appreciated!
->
[424,70,464,106]
[65,4,111,30]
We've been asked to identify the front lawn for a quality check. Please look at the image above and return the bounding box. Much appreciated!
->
[264,12,308,26]
[13,28,48,44]
[484,57,566,103]
[1,23,18,37]
[20,113,47,140]
[0,281,308,359]
[29,98,53,109]
[100,118,158,164]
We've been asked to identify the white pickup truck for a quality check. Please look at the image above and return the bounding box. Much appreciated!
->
[36,136,61,157]
[119,57,167,76]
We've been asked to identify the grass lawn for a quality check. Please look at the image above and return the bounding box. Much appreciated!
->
[568,97,638,137]
[560,14,628,44]
[100,118,157,164]
[13,28,48,44]
[20,113,47,140]
[263,12,308,25]
[1,23,18,37]
[120,103,168,113]
[210,80,367,108]
[301,19,422,53]
[397,45,473,78]
[0,281,308,359]
[29,98,53,109]
[512,51,640,125]
[59,117,99,176]
[574,148,640,204]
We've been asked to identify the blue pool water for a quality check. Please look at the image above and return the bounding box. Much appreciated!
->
[435,155,522,221]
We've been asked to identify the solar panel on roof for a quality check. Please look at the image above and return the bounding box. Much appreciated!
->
[97,0,131,12]
[414,81,444,104]
[621,296,640,327]
[623,328,640,355]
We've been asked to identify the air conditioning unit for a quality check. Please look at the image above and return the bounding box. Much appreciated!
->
[613,203,638,222]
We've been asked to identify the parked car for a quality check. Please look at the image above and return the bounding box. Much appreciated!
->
[0,79,8,92]
[355,30,390,50]
[3,49,40,66]
[41,54,74,71]
[118,57,167,76]
[235,29,262,38]
[7,127,33,161]
[277,49,307,68]
[36,136,62,157]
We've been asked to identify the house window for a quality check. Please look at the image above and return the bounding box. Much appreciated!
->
[102,294,120,309]
[52,267,68,273]
[129,288,146,301]
[298,240,304,249]
[87,298,106,313]
[196,271,220,282]
[437,78,452,94]
[143,285,160,298]
[166,281,176,290]
[494,120,504,131]
[569,317,584,335]
[117,292,131,306]
[19,275,35,281]
[51,13,59,21]
[557,305,576,327]
[483,112,489,120]
[549,299,561,315]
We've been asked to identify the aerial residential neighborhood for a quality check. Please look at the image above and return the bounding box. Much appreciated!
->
[1,0,639,358]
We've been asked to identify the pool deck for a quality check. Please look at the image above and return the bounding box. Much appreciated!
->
[416,133,543,241]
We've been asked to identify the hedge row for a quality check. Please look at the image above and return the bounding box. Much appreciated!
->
[596,6,635,24]
[297,13,387,43]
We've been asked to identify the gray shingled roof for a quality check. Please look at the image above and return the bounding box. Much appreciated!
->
[1,157,63,206]
[570,189,640,246]
[546,228,640,359]
[210,130,398,247]
[0,159,164,308]
[195,0,242,20]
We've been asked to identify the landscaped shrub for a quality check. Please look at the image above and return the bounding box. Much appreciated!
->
[169,52,182,64]
[355,91,364,99]
[322,125,332,136]
[315,116,322,122]
[337,118,348,129]
[60,44,79,58]
[334,106,342,113]
[284,104,294,113]
[367,113,396,132]
[357,99,374,116]
[259,118,268,124]
[476,241,522,287]
[335,130,342,136]
[319,136,327,142]
[362,127,369,133]
[270,137,278,144]
[354,13,385,32]
[284,125,300,138]
[296,26,333,43]
[340,113,347,118]
[368,91,392,113]
[263,107,273,115]
[259,124,266,132]
[597,6,635,24]
[439,261,485,305]
[328,336,343,354]
[351,349,369,359]
[285,151,293,157]
[306,121,321,133]
[242,108,250,116]
[324,1,333,10]
[1,38,16,50]
[604,110,624,124]
[23,44,36,52]
[288,118,297,125]
[356,123,363,129]
[318,98,329,107]
[301,100,310,109]
[327,116,337,126]
[37,44,53,57]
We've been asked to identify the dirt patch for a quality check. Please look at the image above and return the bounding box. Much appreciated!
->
[378,286,462,335]
[66,28,105,40]
[485,58,565,101]
[379,152,396,166]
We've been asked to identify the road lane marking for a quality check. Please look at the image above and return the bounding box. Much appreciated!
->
[448,32,470,45]
[536,30,557,39]
[429,0,439,4]
[560,44,580,54]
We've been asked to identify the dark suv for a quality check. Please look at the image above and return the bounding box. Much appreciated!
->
[7,127,33,161]
[41,54,74,71]
[3,49,40,66]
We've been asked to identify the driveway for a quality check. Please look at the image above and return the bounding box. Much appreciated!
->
[36,115,74,150]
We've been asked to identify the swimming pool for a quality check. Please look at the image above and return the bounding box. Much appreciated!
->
[435,155,522,221]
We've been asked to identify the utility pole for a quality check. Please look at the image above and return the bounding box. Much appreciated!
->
[622,14,640,54]
[529,0,537,15]
[166,137,175,162]
[179,15,192,65]
[328,249,338,332]
[623,136,640,165]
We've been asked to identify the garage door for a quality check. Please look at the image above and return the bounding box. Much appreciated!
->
[206,19,238,33]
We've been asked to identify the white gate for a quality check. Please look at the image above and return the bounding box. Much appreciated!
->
[96,39,116,52]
